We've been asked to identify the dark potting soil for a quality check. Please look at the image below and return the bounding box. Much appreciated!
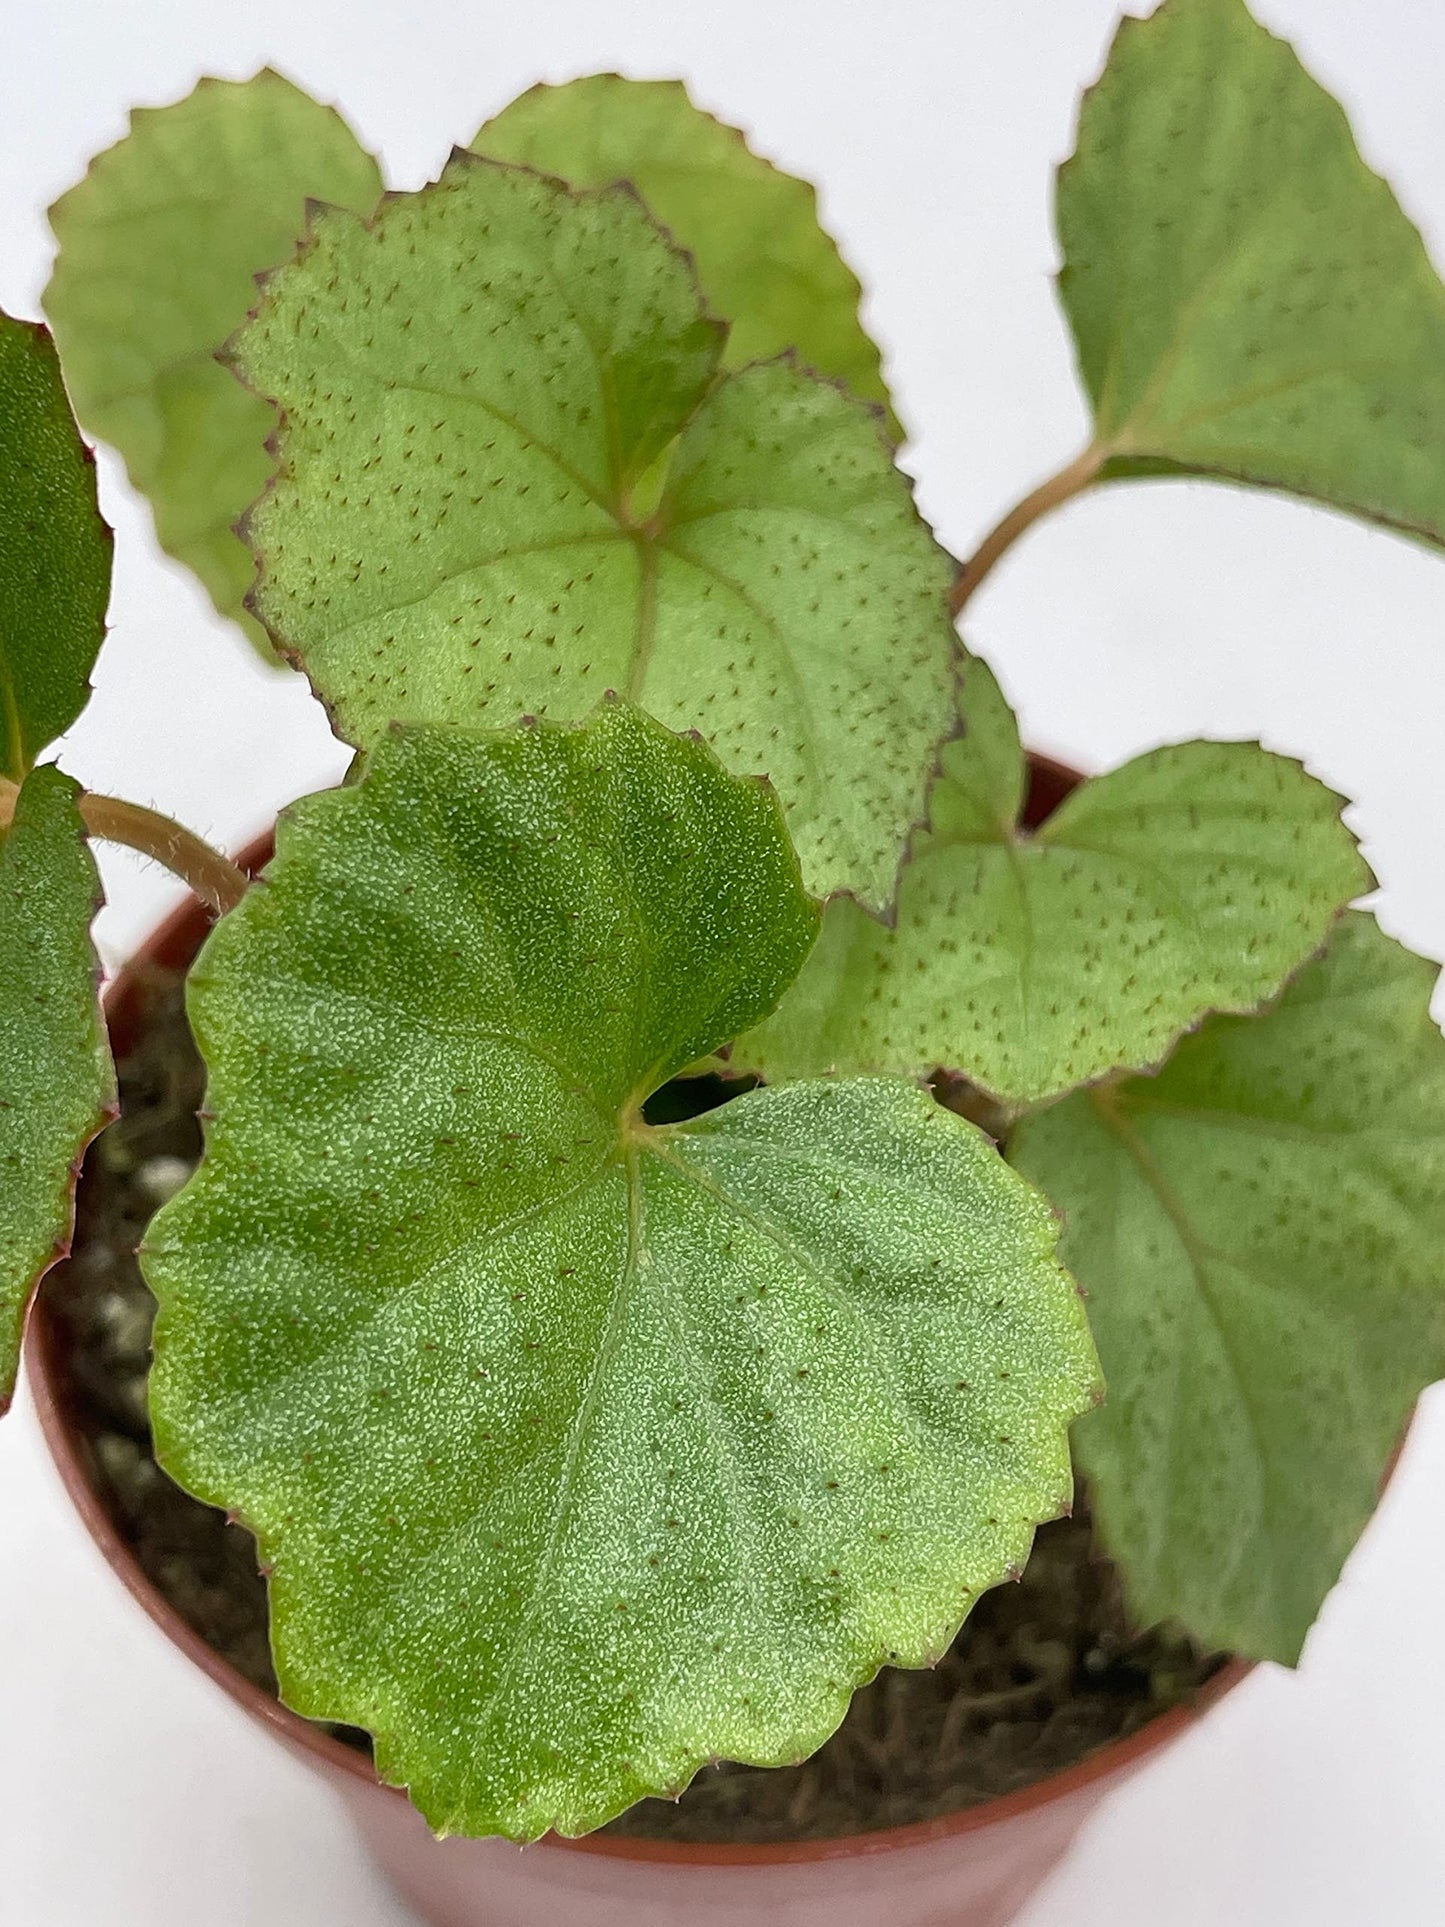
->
[46,967,1222,1846]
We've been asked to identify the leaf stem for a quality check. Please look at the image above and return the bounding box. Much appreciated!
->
[625,533,660,703]
[0,775,248,916]
[951,443,1108,619]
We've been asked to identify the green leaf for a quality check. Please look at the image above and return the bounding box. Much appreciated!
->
[0,767,114,1412]
[144,702,1098,1839]
[737,657,1371,1106]
[44,71,383,646]
[0,311,111,780]
[1057,0,1445,546]
[229,154,955,909]
[473,74,899,437]
[1012,912,1445,1662]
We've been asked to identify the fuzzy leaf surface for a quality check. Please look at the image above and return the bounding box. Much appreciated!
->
[0,312,111,779]
[0,767,114,1411]
[473,74,898,435]
[45,72,383,644]
[1059,0,1445,546]
[738,658,1370,1105]
[230,155,955,908]
[1012,913,1445,1661]
[144,703,1097,1839]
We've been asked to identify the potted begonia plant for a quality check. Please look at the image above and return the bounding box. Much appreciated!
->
[5,1,1445,1921]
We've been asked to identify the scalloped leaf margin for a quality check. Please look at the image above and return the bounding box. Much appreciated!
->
[144,702,1098,1838]
[228,153,957,910]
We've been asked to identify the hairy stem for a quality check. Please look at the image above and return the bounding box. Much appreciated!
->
[951,443,1108,619]
[0,775,248,916]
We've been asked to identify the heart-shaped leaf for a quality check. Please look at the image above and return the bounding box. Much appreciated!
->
[473,74,899,436]
[45,71,383,646]
[0,311,111,780]
[229,154,956,909]
[1058,0,1445,546]
[144,703,1098,1839]
[1012,912,1445,1662]
[1,767,115,1412]
[737,657,1370,1105]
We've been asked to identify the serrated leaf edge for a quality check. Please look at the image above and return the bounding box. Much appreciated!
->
[1053,0,1445,553]
[476,73,903,444]
[220,152,956,920]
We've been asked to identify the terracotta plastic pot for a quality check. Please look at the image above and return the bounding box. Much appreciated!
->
[26,754,1252,1927]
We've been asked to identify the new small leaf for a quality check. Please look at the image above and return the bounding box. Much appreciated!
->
[738,657,1370,1105]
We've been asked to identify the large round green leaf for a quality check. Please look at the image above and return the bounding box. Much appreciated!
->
[45,72,383,646]
[0,767,114,1412]
[1058,0,1445,546]
[0,311,111,780]
[144,703,1098,1839]
[229,155,956,910]
[473,74,899,436]
[737,657,1370,1105]
[1013,912,1445,1662]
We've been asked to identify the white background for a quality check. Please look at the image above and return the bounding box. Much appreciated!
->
[3,1,1445,1921]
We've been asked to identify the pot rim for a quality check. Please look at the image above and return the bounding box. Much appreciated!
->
[25,772,1253,1870]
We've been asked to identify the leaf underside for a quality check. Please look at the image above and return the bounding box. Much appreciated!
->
[144,703,1098,1840]
[473,73,899,437]
[44,70,383,645]
[229,153,956,909]
[1058,0,1445,548]
[737,657,1370,1105]
[1012,912,1445,1662]
[0,311,111,780]
[0,767,115,1412]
